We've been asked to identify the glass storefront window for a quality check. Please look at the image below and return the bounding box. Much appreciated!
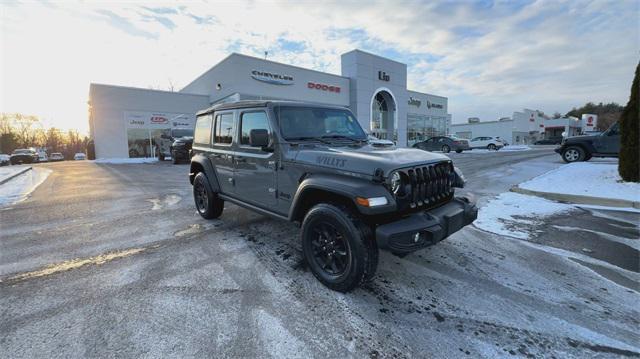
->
[407,114,447,146]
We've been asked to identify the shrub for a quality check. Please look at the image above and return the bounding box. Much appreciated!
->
[618,61,639,182]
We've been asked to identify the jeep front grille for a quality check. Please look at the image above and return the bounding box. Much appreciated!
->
[402,162,454,209]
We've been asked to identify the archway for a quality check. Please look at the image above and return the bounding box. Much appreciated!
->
[370,89,397,141]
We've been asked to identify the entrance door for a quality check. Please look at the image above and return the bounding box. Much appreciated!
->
[233,110,277,207]
[210,111,236,194]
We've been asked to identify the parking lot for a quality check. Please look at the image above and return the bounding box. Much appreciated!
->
[1,148,638,358]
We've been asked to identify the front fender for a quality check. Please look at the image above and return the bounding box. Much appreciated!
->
[189,154,220,192]
[289,173,396,220]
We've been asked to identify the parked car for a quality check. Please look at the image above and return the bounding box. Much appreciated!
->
[190,100,477,292]
[170,136,193,164]
[555,122,620,163]
[534,136,563,145]
[49,152,65,162]
[74,153,87,160]
[10,148,39,165]
[367,135,395,147]
[0,154,10,166]
[37,151,48,162]
[412,136,470,153]
[155,128,194,161]
[469,136,504,150]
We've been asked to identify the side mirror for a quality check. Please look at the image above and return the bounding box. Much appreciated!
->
[249,129,270,149]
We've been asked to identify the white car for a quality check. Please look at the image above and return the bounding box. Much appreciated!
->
[73,153,86,160]
[469,136,504,150]
[50,152,64,161]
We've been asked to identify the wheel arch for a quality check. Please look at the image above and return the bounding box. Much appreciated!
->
[189,154,220,192]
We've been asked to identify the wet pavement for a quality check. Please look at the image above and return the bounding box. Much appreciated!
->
[1,149,638,358]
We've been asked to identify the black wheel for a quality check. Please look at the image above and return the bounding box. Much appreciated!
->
[301,203,378,292]
[193,172,223,219]
[455,149,463,153]
[158,151,165,161]
[441,145,450,153]
[487,144,496,150]
[584,154,592,161]
[171,151,179,164]
[562,146,585,163]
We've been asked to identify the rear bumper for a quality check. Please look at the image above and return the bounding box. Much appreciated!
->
[375,196,478,254]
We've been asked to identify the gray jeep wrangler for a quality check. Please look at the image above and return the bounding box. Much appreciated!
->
[189,101,477,292]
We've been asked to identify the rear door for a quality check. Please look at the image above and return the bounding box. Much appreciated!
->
[210,111,236,194]
[233,109,277,207]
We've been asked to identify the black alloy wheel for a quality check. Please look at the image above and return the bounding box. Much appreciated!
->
[308,221,351,276]
[192,172,224,219]
[441,145,450,153]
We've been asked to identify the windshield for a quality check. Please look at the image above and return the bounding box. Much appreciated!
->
[172,129,193,138]
[13,149,32,154]
[275,106,366,141]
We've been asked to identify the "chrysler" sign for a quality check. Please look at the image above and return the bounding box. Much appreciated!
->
[251,70,294,85]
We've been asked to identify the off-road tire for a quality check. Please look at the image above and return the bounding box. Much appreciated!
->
[562,146,585,163]
[441,145,450,153]
[193,172,224,219]
[487,143,497,150]
[301,203,378,292]
[171,151,179,164]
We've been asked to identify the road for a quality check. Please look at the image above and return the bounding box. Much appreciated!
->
[1,148,638,358]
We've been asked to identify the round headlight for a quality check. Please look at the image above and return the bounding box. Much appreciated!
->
[390,171,402,194]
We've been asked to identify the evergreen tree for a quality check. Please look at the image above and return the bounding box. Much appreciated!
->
[618,61,639,182]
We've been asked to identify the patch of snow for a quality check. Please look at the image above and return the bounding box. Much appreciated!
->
[500,145,531,151]
[474,192,573,239]
[93,158,159,164]
[0,165,30,182]
[0,167,52,206]
[519,162,640,202]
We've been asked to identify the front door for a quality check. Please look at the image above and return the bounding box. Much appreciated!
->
[598,123,621,154]
[233,110,277,207]
[210,111,236,194]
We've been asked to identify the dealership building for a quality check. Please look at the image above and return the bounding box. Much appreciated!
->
[89,49,451,158]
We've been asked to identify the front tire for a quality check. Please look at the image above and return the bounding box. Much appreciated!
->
[171,151,179,164]
[455,149,463,153]
[301,204,378,292]
[193,172,224,219]
[488,144,497,150]
[562,146,585,163]
[441,145,450,153]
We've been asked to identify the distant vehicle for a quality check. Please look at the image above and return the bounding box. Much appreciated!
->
[469,136,504,150]
[49,152,65,162]
[367,135,395,147]
[170,136,193,164]
[10,148,39,165]
[555,122,620,163]
[74,153,87,160]
[0,154,10,166]
[155,128,194,161]
[37,151,48,162]
[412,136,470,153]
[534,136,563,145]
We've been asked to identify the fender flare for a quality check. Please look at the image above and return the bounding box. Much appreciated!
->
[288,174,396,221]
[189,154,221,192]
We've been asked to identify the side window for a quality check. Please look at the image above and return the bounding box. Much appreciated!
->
[240,111,270,145]
[214,113,234,144]
[425,138,434,143]
[471,137,480,141]
[194,114,212,145]
[607,123,619,136]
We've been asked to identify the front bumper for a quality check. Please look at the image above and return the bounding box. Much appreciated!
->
[554,146,563,154]
[375,196,478,254]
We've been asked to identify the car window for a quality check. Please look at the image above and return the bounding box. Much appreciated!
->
[214,113,234,144]
[425,138,434,143]
[240,111,269,145]
[438,138,446,143]
[275,106,366,140]
[471,137,481,141]
[606,123,619,136]
[193,114,212,145]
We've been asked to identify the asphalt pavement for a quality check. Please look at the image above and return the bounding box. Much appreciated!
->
[1,148,638,358]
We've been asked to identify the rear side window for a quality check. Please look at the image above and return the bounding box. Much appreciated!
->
[194,114,213,145]
[240,111,269,145]
[214,113,234,144]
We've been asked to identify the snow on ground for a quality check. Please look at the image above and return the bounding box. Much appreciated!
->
[501,145,531,151]
[0,167,52,206]
[0,165,30,182]
[474,192,574,239]
[519,161,640,202]
[93,158,159,164]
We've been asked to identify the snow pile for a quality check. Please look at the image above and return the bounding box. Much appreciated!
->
[0,167,51,206]
[474,192,573,239]
[519,162,640,202]
[93,158,159,164]
[0,166,30,182]
[501,145,531,151]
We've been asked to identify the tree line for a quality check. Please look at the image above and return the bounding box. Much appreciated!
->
[564,101,624,131]
[0,113,92,159]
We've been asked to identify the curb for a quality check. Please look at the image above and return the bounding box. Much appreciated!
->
[510,186,640,209]
[0,166,32,185]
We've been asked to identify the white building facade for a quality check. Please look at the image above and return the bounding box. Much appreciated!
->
[450,109,547,145]
[89,50,451,159]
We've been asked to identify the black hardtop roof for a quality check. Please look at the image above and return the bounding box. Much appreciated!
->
[196,100,348,116]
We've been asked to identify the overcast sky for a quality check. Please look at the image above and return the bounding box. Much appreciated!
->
[1,0,638,133]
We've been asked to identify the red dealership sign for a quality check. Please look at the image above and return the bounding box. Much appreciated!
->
[308,82,341,93]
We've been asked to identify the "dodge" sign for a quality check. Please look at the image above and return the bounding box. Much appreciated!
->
[308,82,341,93]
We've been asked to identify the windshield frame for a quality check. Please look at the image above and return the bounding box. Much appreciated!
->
[274,105,367,142]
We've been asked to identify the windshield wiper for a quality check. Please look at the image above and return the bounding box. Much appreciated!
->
[287,136,331,144]
[321,135,366,143]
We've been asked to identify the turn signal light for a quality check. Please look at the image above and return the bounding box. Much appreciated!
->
[355,196,388,207]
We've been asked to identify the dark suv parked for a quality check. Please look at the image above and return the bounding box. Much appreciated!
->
[189,101,477,292]
[555,122,620,163]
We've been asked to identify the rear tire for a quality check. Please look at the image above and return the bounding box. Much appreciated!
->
[455,149,463,153]
[487,144,496,150]
[301,203,378,292]
[441,145,450,153]
[562,146,585,163]
[193,172,224,219]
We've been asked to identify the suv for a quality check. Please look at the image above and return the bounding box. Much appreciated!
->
[155,128,194,161]
[555,122,620,163]
[170,136,193,164]
[469,136,504,150]
[189,101,477,292]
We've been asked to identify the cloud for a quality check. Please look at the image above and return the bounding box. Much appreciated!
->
[1,0,638,133]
